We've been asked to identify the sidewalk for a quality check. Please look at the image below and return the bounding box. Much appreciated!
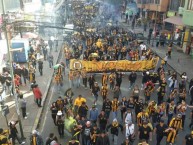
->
[120,20,193,80]
[0,41,63,143]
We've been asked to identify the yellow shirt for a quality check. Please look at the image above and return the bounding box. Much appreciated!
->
[74,97,86,106]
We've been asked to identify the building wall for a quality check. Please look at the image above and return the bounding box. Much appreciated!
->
[136,0,169,12]
[0,0,20,13]
[182,0,193,26]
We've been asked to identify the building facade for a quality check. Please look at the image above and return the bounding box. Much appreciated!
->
[0,0,20,13]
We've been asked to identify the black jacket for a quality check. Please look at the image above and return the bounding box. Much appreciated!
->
[106,123,123,136]
[96,136,110,145]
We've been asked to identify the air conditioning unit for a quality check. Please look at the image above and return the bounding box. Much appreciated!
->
[178,7,184,15]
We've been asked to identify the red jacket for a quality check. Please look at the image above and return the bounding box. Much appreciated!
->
[33,87,42,99]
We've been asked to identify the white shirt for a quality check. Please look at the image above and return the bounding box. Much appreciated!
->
[125,112,132,124]
[140,44,146,51]
[126,124,135,137]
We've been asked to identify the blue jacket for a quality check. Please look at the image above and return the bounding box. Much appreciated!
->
[89,108,99,121]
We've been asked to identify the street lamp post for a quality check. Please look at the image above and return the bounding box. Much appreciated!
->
[1,0,25,140]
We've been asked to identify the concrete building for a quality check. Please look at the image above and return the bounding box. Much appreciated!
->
[0,0,20,13]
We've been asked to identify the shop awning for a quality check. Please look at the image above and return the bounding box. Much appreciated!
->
[163,16,184,26]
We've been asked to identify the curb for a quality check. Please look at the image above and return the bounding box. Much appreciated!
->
[32,43,63,132]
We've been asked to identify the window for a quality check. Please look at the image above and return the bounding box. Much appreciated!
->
[169,0,180,11]
[188,0,193,10]
[155,0,160,4]
[180,0,185,7]
[150,0,154,3]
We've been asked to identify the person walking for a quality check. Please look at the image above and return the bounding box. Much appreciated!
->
[38,60,43,76]
[56,111,64,137]
[82,121,92,145]
[48,53,54,69]
[42,47,48,61]
[154,119,168,145]
[45,133,55,145]
[96,131,110,145]
[9,121,25,145]
[92,82,100,103]
[32,84,42,107]
[89,105,99,124]
[183,131,193,145]
[19,93,27,119]
[106,119,123,145]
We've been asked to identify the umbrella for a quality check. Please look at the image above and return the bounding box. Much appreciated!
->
[22,32,38,39]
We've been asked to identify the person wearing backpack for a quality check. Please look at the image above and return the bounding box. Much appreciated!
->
[45,133,55,145]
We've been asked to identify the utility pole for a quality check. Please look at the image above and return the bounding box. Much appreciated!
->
[1,0,25,140]
[65,0,68,24]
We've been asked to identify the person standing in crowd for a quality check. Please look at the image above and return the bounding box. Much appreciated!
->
[4,72,12,95]
[42,46,48,61]
[74,95,86,116]
[88,75,95,90]
[101,83,108,101]
[167,42,172,59]
[89,105,99,124]
[45,133,55,145]
[128,71,137,89]
[56,111,64,137]
[106,118,123,145]
[166,100,176,125]
[111,97,119,119]
[14,65,22,85]
[81,68,88,89]
[116,73,122,88]
[98,110,108,131]
[38,59,43,76]
[19,93,27,119]
[9,121,25,145]
[50,102,58,126]
[21,65,28,86]
[32,84,42,107]
[29,130,43,145]
[92,82,100,103]
[109,72,116,90]
[82,121,92,145]
[102,98,112,119]
[154,119,168,145]
[113,85,122,99]
[120,97,128,121]
[183,131,193,145]
[48,53,54,69]
[78,101,88,118]
[125,120,136,144]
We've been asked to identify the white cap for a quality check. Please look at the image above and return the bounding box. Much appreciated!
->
[146,71,149,75]
[57,111,62,116]
[113,118,117,122]
[32,130,37,134]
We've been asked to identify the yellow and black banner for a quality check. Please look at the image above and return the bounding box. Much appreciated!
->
[70,57,159,73]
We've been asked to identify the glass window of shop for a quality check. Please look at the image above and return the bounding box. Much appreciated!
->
[188,0,193,10]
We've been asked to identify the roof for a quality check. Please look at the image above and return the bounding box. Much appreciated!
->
[163,16,184,26]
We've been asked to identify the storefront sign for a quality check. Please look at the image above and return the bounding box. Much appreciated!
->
[70,58,159,73]
[167,11,176,17]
